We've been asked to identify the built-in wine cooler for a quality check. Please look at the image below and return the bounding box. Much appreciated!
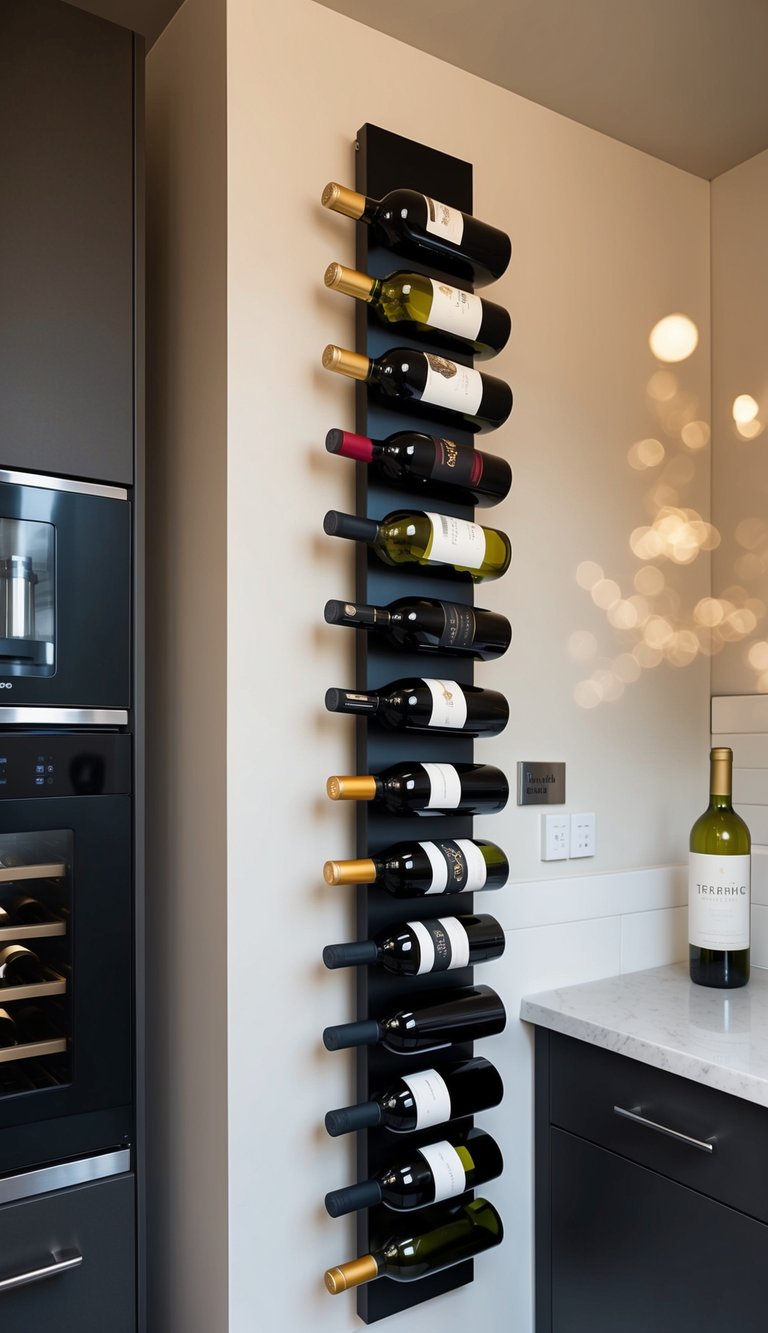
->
[0,732,132,1177]
[320,124,512,1322]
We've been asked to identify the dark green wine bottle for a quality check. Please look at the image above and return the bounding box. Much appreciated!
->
[689,746,751,988]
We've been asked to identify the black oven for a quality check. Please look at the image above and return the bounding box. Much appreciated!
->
[0,730,132,1176]
[0,471,130,721]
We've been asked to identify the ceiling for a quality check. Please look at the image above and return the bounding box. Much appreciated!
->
[315,0,768,180]
[63,0,768,178]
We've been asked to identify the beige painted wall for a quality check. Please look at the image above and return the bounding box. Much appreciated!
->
[711,148,768,695]
[225,2,710,1330]
[145,1,228,1329]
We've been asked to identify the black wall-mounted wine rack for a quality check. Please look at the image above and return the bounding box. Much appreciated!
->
[325,122,508,1324]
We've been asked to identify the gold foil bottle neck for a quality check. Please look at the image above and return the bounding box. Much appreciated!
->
[324,1254,379,1294]
[324,263,376,303]
[326,775,377,801]
[321,182,366,219]
[322,345,370,381]
[323,858,377,885]
[710,746,733,798]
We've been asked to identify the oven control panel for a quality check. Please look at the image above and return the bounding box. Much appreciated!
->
[0,733,131,798]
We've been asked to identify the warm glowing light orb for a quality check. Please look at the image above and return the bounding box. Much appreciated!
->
[647,370,678,402]
[634,566,665,596]
[681,420,710,451]
[649,314,699,363]
[748,641,768,672]
[733,394,759,424]
[576,561,603,591]
[591,578,621,610]
[736,419,764,440]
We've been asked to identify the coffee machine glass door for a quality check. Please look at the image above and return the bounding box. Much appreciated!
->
[0,519,55,676]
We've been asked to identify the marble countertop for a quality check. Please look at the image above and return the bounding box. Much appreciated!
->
[521,963,768,1108]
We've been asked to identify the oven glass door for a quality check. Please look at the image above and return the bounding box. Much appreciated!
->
[0,475,130,710]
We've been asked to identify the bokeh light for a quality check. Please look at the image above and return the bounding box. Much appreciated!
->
[733,394,759,424]
[649,314,699,363]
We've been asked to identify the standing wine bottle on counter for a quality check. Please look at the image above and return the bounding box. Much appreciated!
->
[322,345,513,434]
[325,428,512,508]
[324,837,509,897]
[323,913,505,976]
[689,746,751,989]
[325,1126,503,1217]
[324,596,512,660]
[326,678,508,737]
[323,983,506,1053]
[324,262,511,360]
[327,762,508,817]
[324,1196,503,1293]
[321,182,512,287]
[325,1055,504,1137]
[323,509,511,582]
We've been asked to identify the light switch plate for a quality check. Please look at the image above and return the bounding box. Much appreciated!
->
[541,813,569,860]
[570,812,596,858]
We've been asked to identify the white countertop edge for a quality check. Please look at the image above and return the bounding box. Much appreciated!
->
[520,963,768,1109]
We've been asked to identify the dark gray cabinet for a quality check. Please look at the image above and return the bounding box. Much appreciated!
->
[535,1029,768,1332]
[0,1174,135,1333]
[0,0,141,485]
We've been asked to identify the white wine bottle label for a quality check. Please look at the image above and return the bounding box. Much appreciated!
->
[419,840,450,894]
[418,1140,467,1203]
[423,195,465,246]
[422,762,463,809]
[410,917,471,974]
[401,1069,452,1129]
[424,679,468,729]
[425,513,487,571]
[427,280,483,339]
[422,354,483,416]
[688,852,751,949]
[455,838,488,890]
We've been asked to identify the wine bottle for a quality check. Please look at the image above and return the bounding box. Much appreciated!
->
[325,678,509,737]
[323,913,505,976]
[9,896,65,926]
[321,182,512,287]
[326,762,508,817]
[322,344,512,434]
[0,1007,17,1048]
[325,1126,503,1217]
[323,509,511,583]
[0,945,61,986]
[689,746,751,989]
[324,1196,503,1292]
[323,984,506,1053]
[325,428,512,508]
[324,837,509,897]
[324,263,511,360]
[325,1055,504,1137]
[324,596,512,660]
[14,1002,66,1043]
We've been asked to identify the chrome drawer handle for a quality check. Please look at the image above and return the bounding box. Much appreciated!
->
[0,1249,82,1293]
[614,1105,715,1153]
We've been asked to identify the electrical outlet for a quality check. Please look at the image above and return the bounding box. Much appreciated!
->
[541,813,569,860]
[570,812,596,858]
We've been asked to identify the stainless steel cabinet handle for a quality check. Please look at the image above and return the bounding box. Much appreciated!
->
[0,1249,82,1293]
[614,1104,715,1153]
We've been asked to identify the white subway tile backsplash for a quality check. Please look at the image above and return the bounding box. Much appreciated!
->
[712,733,768,768]
[620,906,687,973]
[501,865,685,932]
[712,695,768,733]
[734,768,768,806]
[735,805,768,846]
[752,848,768,905]
[751,904,768,969]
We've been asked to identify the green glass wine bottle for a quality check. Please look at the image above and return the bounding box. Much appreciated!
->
[689,746,751,988]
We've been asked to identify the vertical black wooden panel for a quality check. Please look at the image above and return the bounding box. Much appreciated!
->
[353,123,478,1324]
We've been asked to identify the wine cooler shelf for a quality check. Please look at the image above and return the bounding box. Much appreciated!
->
[0,1036,67,1065]
[0,862,67,883]
[321,123,510,1322]
[0,979,66,1002]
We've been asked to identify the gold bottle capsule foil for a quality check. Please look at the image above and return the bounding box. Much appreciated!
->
[326,775,377,801]
[710,746,733,797]
[321,344,370,380]
[324,263,375,302]
[321,182,366,219]
[323,858,377,885]
[324,1254,379,1294]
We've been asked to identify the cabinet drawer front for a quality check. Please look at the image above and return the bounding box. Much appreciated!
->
[549,1032,768,1225]
[0,1174,135,1333]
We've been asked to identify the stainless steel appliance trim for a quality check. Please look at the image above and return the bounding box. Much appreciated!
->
[0,1250,82,1293]
[0,469,128,501]
[0,707,128,726]
[614,1104,715,1153]
[0,1147,131,1206]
